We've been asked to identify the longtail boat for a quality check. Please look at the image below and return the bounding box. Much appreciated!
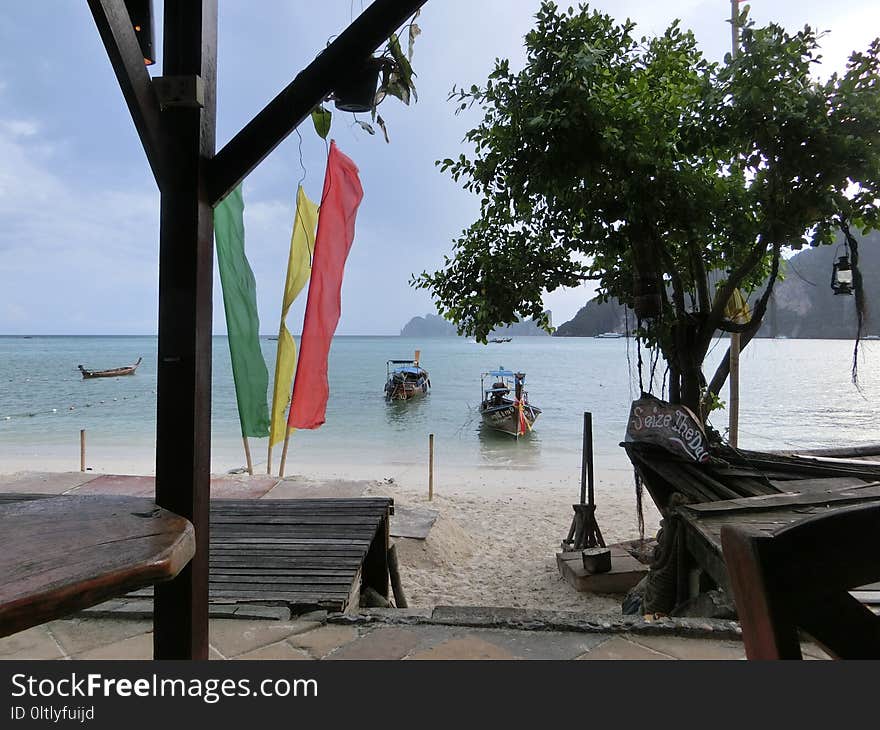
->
[479,367,541,438]
[78,357,142,379]
[384,350,430,401]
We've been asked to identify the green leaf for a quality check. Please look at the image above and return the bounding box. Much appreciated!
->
[310,105,332,139]
[376,114,390,144]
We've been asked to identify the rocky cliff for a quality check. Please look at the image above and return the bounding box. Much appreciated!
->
[554,232,879,338]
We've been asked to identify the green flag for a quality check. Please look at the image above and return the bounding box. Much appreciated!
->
[214,185,270,438]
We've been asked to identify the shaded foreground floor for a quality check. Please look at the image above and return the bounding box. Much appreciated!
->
[0,614,831,661]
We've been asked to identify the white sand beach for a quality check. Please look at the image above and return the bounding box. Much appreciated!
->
[364,466,661,616]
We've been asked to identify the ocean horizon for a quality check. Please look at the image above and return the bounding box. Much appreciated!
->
[1,335,878,483]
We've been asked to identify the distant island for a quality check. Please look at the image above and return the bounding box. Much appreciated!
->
[555,232,879,338]
[400,312,552,337]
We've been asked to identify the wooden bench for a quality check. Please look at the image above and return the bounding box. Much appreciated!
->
[675,480,880,602]
[722,501,880,659]
[0,495,194,638]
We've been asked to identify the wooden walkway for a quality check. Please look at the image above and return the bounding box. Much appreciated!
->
[0,494,393,615]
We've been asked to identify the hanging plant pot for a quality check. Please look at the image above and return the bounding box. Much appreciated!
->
[334,57,384,113]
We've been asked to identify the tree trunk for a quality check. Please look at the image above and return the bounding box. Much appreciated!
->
[664,322,706,422]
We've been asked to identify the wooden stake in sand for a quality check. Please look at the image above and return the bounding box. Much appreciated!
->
[428,432,434,501]
[729,333,740,448]
[267,444,273,476]
[242,436,254,476]
[80,429,86,472]
[279,429,292,478]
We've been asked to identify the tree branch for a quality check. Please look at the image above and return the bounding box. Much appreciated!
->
[706,243,782,396]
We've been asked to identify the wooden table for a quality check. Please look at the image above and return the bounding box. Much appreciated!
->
[675,480,880,601]
[0,495,195,638]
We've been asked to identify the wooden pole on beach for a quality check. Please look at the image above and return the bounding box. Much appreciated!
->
[267,445,273,476]
[279,429,292,478]
[580,412,594,506]
[729,334,740,448]
[428,433,434,501]
[242,436,253,475]
[80,429,86,472]
[728,1,742,449]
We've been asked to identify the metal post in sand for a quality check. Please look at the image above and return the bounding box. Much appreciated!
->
[80,429,86,472]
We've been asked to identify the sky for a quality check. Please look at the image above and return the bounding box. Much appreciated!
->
[0,1,878,335]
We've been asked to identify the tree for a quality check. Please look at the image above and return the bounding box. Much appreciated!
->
[415,2,880,420]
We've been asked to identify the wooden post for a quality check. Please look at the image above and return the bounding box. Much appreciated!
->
[729,333,740,448]
[266,445,273,476]
[242,437,253,476]
[580,412,594,506]
[279,429,291,478]
[152,0,217,661]
[428,433,434,501]
[80,430,86,472]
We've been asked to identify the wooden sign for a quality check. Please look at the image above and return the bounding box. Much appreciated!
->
[625,396,710,463]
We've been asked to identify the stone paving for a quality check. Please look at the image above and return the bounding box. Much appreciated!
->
[0,611,832,661]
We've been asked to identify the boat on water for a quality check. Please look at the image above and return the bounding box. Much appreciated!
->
[385,350,430,401]
[479,367,541,438]
[489,336,512,343]
[594,332,624,338]
[78,357,142,379]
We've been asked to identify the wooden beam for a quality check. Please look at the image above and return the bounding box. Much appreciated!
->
[152,0,217,661]
[87,0,166,189]
[207,0,426,205]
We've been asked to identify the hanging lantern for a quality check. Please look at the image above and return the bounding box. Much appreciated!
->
[831,253,854,295]
[125,0,155,66]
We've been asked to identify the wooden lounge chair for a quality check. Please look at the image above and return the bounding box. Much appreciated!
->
[721,502,880,659]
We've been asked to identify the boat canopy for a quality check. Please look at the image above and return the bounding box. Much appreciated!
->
[486,368,517,378]
[392,366,424,375]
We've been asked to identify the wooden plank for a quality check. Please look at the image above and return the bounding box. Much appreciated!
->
[680,483,880,515]
[209,575,352,587]
[768,477,870,493]
[0,496,194,638]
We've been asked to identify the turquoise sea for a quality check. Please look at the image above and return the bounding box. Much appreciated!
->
[0,335,878,478]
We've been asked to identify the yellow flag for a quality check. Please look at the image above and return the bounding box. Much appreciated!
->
[724,288,751,325]
[269,186,318,447]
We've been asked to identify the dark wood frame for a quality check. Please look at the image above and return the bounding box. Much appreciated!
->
[86,0,427,659]
[721,502,880,659]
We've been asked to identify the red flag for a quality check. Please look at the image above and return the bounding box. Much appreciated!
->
[288,141,364,429]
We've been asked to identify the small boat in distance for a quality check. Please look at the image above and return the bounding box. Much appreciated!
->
[78,357,142,379]
[385,350,430,401]
[489,336,512,343]
[594,332,625,338]
[479,367,541,438]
